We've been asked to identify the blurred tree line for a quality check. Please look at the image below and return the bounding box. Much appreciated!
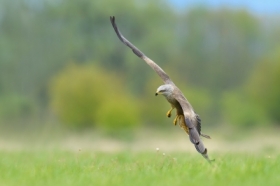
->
[0,0,280,131]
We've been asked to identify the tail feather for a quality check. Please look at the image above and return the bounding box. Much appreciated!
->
[201,133,211,139]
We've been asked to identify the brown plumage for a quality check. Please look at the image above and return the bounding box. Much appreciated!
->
[110,16,213,162]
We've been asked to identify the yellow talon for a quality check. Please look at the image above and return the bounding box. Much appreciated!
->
[173,115,179,126]
[166,108,173,118]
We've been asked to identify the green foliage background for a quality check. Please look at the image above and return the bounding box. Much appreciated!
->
[0,0,280,130]
[49,63,140,130]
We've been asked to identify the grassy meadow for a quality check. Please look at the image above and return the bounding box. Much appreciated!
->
[0,149,279,186]
[0,127,280,186]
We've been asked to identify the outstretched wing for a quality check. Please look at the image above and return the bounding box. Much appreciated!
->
[175,92,208,155]
[110,16,173,85]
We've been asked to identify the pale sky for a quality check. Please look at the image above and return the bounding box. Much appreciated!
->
[168,0,280,15]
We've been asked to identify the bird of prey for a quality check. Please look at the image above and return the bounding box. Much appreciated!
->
[110,16,213,162]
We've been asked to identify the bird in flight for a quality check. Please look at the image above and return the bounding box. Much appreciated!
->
[110,16,213,162]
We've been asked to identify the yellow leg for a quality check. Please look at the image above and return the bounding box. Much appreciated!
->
[166,107,174,118]
[173,115,179,126]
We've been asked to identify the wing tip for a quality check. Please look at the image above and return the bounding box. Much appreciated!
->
[110,16,115,23]
[110,16,123,42]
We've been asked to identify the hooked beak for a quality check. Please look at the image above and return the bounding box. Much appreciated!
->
[155,91,161,96]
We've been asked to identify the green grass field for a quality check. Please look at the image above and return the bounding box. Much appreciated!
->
[0,150,279,186]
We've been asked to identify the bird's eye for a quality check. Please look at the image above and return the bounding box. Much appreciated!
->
[159,89,165,92]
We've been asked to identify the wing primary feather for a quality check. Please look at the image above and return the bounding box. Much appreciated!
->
[193,140,205,154]
[188,127,200,145]
[110,16,173,84]
[110,16,144,58]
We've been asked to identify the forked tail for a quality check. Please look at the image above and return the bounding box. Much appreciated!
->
[201,133,211,139]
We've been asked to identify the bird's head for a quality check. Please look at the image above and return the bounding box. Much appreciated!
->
[155,84,174,97]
